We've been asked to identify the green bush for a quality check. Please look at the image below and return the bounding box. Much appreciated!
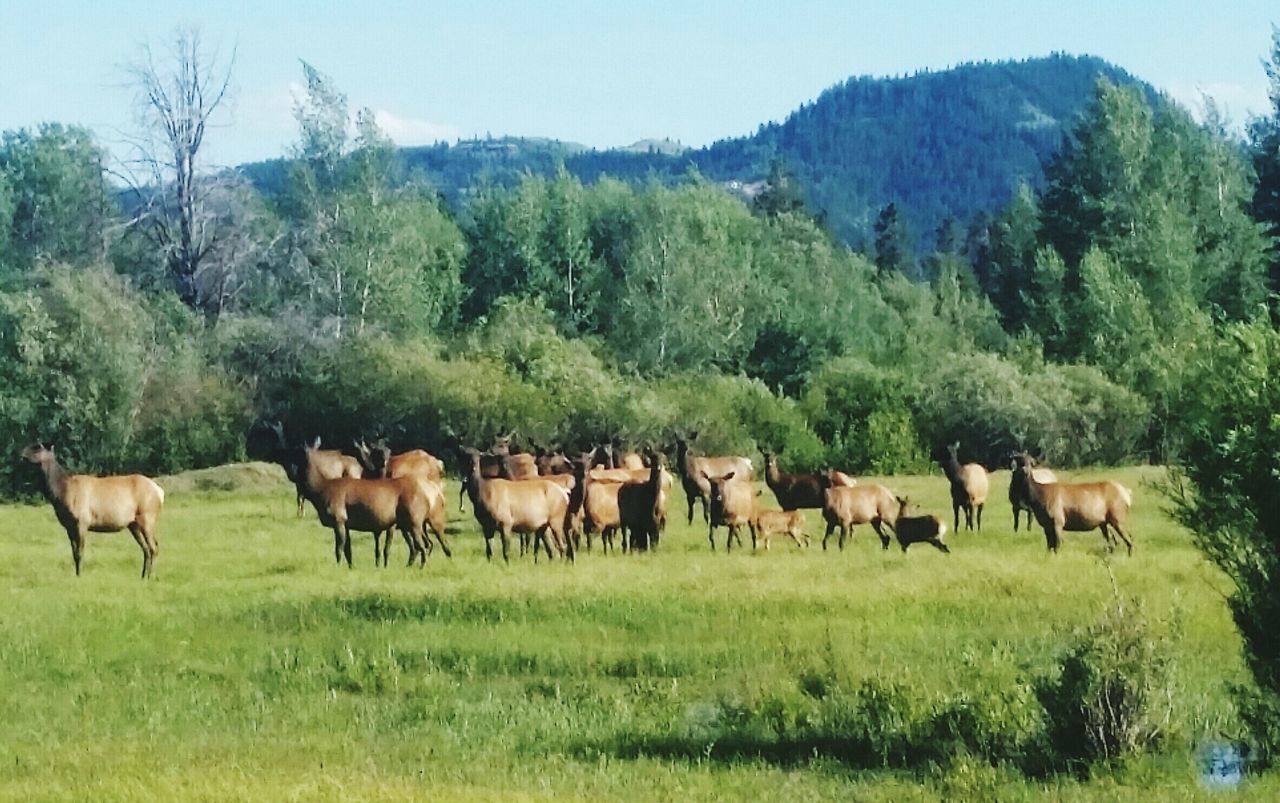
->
[1035,596,1174,772]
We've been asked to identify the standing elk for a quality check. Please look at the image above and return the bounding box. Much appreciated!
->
[1008,453,1057,532]
[752,509,809,550]
[21,443,164,579]
[936,442,989,532]
[299,442,447,568]
[675,432,753,525]
[618,450,667,551]
[818,471,899,551]
[461,447,572,563]
[353,439,445,483]
[269,424,362,516]
[892,497,950,554]
[762,451,855,510]
[1012,454,1134,554]
[703,471,756,552]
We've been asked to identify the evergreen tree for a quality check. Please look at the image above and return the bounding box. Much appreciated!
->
[1250,26,1280,300]
[873,202,917,277]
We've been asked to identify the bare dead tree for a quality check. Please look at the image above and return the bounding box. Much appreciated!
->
[119,28,235,308]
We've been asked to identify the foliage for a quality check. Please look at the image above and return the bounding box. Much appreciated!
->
[0,124,116,269]
[0,265,250,495]
[1035,595,1175,771]
[1170,322,1280,759]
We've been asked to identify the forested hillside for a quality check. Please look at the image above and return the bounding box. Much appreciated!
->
[242,54,1153,252]
[1,43,1278,503]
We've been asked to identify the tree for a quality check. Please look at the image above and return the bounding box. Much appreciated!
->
[1172,322,1280,757]
[751,158,807,219]
[1250,25,1280,301]
[0,124,116,268]
[121,28,235,307]
[286,66,465,337]
[873,202,916,278]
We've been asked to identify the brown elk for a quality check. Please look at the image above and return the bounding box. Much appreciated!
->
[675,433,753,525]
[762,451,855,510]
[299,443,447,568]
[454,440,537,513]
[1012,454,1134,554]
[892,497,950,554]
[21,443,164,579]
[267,423,363,516]
[703,471,756,552]
[353,439,445,483]
[534,444,574,476]
[937,442,989,532]
[578,457,625,553]
[1008,454,1057,532]
[818,472,899,551]
[752,509,808,550]
[461,447,572,563]
[618,450,667,551]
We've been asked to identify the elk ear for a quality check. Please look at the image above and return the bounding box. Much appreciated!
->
[700,471,711,482]
[689,430,699,441]
[723,471,735,482]
[310,436,321,450]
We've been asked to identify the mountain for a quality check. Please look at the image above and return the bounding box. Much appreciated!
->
[241,54,1158,250]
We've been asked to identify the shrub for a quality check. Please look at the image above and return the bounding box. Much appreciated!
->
[1035,595,1174,771]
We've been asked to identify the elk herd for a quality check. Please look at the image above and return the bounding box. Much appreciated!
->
[17,431,1136,579]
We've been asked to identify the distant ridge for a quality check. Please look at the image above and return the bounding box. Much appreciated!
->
[240,54,1158,249]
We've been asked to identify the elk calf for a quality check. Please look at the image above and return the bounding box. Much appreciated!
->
[893,497,950,554]
[21,443,164,579]
[753,509,808,549]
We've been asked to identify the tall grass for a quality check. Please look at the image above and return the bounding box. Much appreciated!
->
[0,465,1266,800]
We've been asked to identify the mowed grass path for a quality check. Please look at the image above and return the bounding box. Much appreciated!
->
[0,465,1270,800]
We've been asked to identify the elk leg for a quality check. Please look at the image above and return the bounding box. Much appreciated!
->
[932,539,951,554]
[433,528,453,559]
[708,524,716,552]
[141,523,159,578]
[1044,521,1060,553]
[953,503,960,534]
[977,504,983,532]
[873,520,890,550]
[823,520,835,551]
[499,526,511,564]
[1110,521,1134,556]
[128,523,149,579]
[686,495,695,526]
[343,527,354,568]
[333,527,344,564]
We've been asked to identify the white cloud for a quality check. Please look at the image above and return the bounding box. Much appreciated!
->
[1164,80,1272,131]
[371,109,461,146]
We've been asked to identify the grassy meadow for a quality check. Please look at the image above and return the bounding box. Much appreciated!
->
[0,463,1270,801]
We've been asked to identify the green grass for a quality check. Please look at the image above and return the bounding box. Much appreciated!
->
[0,465,1272,800]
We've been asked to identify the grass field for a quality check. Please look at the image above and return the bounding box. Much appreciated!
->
[0,463,1271,801]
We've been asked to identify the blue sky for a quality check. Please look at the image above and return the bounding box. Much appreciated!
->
[1,1,1276,166]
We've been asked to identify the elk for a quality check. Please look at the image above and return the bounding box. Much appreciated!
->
[1012,454,1134,554]
[818,472,899,551]
[21,443,164,579]
[353,439,445,483]
[618,451,667,552]
[703,471,756,552]
[534,444,574,476]
[299,443,447,568]
[892,497,950,554]
[269,425,363,517]
[937,442,989,532]
[752,509,808,550]
[675,433,753,525]
[579,457,625,553]
[461,447,572,563]
[453,441,537,513]
[1008,454,1057,532]
[762,451,855,510]
[611,439,648,471]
